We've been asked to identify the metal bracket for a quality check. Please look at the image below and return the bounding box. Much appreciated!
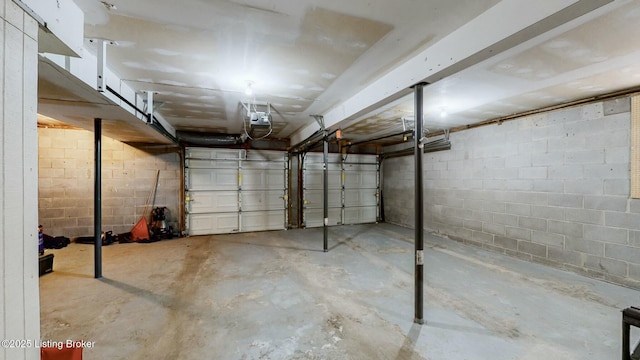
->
[88,39,117,92]
[310,115,325,130]
[402,116,414,132]
[145,91,154,124]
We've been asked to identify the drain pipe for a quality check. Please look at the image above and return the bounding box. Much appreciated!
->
[94,118,103,279]
[414,83,426,325]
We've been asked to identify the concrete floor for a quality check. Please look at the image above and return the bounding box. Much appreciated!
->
[40,223,639,359]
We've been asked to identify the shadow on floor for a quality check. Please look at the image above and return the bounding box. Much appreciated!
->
[396,323,424,360]
[99,277,175,308]
[48,270,94,279]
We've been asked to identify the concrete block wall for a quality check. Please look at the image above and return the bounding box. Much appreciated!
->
[383,98,640,289]
[1,1,41,359]
[38,128,181,238]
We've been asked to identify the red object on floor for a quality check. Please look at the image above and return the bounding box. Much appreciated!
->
[41,344,83,360]
[130,217,150,242]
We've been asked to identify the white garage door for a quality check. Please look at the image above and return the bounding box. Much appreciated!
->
[303,153,342,228]
[302,153,379,228]
[343,154,378,225]
[185,148,287,235]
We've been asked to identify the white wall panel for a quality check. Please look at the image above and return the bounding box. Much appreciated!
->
[1,6,40,358]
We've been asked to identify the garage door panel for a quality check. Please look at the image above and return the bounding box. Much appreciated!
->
[304,153,342,171]
[187,191,239,213]
[306,153,342,163]
[188,168,238,190]
[304,208,342,228]
[305,170,341,189]
[343,207,377,225]
[344,189,377,207]
[304,162,342,171]
[186,148,241,161]
[241,211,285,232]
[343,162,377,172]
[245,150,287,166]
[242,169,285,190]
[344,171,377,189]
[186,158,239,169]
[304,189,342,208]
[242,160,286,170]
[242,190,285,211]
[188,213,239,235]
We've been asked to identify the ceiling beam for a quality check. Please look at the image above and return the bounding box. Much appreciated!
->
[290,0,613,145]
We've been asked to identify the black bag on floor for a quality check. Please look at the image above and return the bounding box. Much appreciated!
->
[43,234,69,249]
[76,231,115,245]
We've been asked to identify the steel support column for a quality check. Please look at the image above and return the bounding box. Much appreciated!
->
[414,83,426,324]
[94,118,103,279]
[323,133,329,252]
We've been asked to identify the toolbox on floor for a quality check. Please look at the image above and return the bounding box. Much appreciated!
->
[39,253,54,276]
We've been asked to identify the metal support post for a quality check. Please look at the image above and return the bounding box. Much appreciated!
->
[323,132,329,252]
[298,153,304,228]
[414,83,426,324]
[94,118,103,278]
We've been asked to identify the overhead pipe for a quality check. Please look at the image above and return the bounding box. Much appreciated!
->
[289,129,324,154]
[289,128,341,154]
[380,138,451,160]
[175,130,244,146]
[346,129,414,148]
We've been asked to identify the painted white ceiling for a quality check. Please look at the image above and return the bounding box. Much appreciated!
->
[38,0,640,146]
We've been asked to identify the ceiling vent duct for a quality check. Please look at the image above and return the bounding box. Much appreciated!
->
[176,131,246,146]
